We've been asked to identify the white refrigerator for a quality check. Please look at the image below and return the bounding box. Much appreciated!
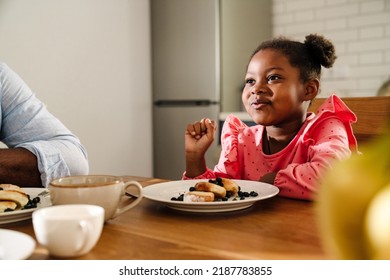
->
[151,0,220,180]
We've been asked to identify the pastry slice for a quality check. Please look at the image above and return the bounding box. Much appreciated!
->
[184,191,215,202]
[194,182,226,198]
[0,189,29,209]
[0,201,18,212]
[220,178,239,196]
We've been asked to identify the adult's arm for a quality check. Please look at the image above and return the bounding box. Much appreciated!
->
[0,148,42,187]
[0,62,89,187]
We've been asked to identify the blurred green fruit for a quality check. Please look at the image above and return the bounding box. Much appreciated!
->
[317,129,390,259]
[365,184,390,259]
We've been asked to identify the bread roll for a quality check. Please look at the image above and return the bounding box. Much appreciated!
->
[194,182,226,198]
[184,191,215,202]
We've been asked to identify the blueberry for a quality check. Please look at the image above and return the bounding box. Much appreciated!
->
[23,203,34,209]
[250,191,258,197]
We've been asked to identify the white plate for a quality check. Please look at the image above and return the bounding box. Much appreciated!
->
[0,229,36,260]
[0,188,51,224]
[142,179,279,213]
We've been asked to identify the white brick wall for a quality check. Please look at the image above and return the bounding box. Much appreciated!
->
[272,0,390,97]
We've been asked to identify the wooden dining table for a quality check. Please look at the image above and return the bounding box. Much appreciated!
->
[2,175,329,260]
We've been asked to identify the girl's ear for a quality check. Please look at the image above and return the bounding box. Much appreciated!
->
[304,79,320,101]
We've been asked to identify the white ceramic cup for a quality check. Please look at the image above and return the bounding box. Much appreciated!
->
[32,204,104,258]
[49,175,143,221]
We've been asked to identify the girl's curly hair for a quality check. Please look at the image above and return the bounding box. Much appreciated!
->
[251,34,337,82]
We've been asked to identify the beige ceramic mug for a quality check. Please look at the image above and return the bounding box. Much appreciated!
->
[49,175,143,221]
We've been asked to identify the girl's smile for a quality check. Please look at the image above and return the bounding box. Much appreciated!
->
[249,97,271,110]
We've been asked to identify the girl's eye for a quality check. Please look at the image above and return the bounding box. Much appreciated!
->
[245,78,255,85]
[267,75,281,82]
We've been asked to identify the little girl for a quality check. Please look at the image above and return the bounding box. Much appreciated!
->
[183,34,358,201]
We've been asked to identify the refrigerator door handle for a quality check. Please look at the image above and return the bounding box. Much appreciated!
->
[154,100,219,107]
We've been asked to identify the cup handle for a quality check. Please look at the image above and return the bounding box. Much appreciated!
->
[112,181,143,219]
[76,220,90,254]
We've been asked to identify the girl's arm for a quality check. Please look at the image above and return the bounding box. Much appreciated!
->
[184,118,217,178]
[275,117,353,200]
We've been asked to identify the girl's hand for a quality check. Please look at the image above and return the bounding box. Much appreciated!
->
[260,172,277,184]
[185,118,217,158]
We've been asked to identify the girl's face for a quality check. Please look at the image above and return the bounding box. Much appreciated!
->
[242,49,312,127]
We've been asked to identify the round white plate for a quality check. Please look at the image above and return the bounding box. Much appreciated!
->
[0,229,36,260]
[0,188,51,224]
[142,179,279,213]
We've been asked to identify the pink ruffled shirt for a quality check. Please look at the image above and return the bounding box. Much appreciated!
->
[183,95,358,200]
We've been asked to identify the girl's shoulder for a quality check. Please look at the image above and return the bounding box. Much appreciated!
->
[312,94,357,122]
[219,114,263,163]
[304,94,358,151]
[223,114,246,127]
[221,114,262,136]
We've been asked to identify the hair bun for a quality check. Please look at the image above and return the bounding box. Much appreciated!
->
[304,34,337,68]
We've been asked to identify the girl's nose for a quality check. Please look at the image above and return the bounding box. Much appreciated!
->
[251,83,267,95]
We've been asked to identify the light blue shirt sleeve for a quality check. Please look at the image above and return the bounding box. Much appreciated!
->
[0,62,89,186]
